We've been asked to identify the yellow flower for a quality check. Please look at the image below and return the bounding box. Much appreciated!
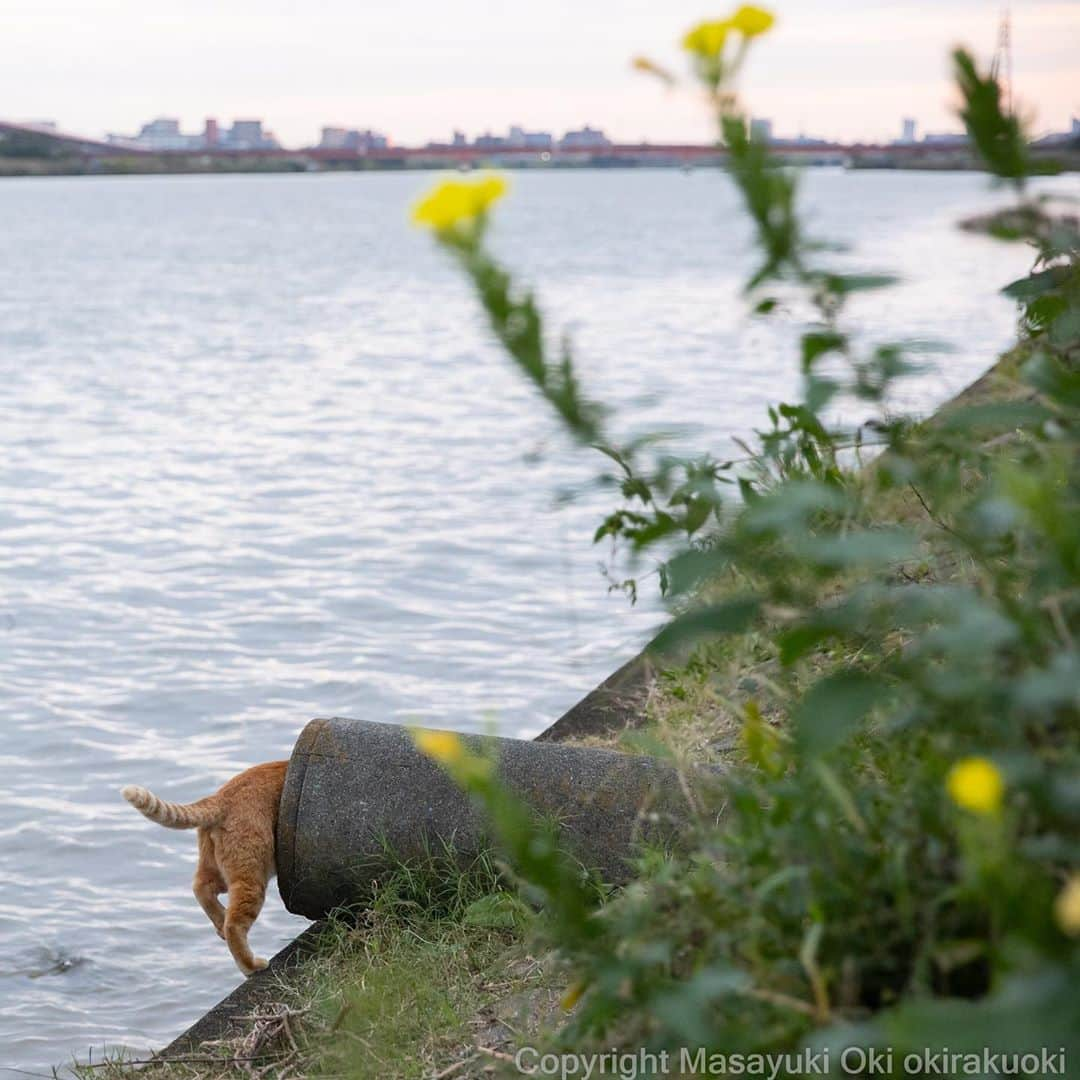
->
[411,174,509,232]
[730,5,776,37]
[681,19,733,58]
[412,727,495,784]
[412,728,466,766]
[1055,875,1080,937]
[946,757,1005,816]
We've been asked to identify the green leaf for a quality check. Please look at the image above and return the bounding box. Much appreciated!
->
[801,330,846,372]
[805,374,840,414]
[952,47,1030,185]
[778,620,841,665]
[1011,651,1080,712]
[794,671,892,755]
[662,546,732,597]
[1023,294,1069,333]
[878,968,1080,1061]
[650,598,760,657]
[1022,351,1080,409]
[651,967,751,1046]
[1048,305,1080,347]
[823,273,900,294]
[937,400,1054,434]
[740,480,849,536]
[917,596,1019,660]
[1002,265,1069,301]
[793,527,919,569]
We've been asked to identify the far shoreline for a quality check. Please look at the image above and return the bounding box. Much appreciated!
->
[2,146,1077,181]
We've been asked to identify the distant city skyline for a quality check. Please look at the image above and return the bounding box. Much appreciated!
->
[3,0,1078,146]
[78,113,1078,155]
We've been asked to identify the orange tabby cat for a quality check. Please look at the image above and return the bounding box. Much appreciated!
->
[122,761,288,976]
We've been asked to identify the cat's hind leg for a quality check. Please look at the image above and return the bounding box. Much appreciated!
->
[193,829,227,939]
[223,877,267,976]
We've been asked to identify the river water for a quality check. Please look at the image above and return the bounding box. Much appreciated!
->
[0,168,1072,1072]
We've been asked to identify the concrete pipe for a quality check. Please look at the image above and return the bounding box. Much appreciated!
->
[276,716,715,919]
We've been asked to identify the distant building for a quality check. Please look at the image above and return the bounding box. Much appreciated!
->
[900,117,917,144]
[132,117,201,151]
[774,133,830,148]
[508,125,554,150]
[224,120,278,150]
[109,116,278,152]
[1033,117,1080,148]
[750,117,773,142]
[559,125,611,150]
[145,118,180,137]
[427,125,586,153]
[346,129,388,151]
[922,131,968,146]
[319,127,349,149]
[318,126,388,152]
[474,131,509,149]
[425,131,471,150]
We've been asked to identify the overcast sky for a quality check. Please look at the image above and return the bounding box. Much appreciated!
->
[3,1,1077,146]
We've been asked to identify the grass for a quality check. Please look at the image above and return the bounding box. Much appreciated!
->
[71,852,555,1080]
[287,849,559,1079]
[71,917,542,1080]
[289,907,546,1078]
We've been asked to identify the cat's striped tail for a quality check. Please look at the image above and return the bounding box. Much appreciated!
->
[121,785,222,829]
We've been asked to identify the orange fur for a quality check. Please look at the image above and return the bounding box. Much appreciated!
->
[122,761,288,976]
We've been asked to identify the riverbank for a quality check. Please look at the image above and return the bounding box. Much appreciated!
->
[70,340,1053,1080]
[2,147,1078,179]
